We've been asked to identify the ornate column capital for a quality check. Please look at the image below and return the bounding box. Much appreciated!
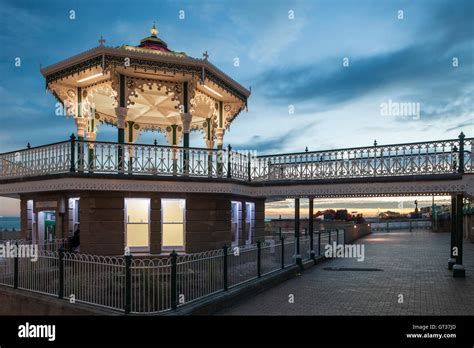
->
[114,107,128,128]
[180,113,193,133]
[74,117,88,138]
[216,128,225,146]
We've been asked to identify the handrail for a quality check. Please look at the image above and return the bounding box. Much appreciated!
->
[0,134,471,180]
[0,136,471,159]
[257,138,471,158]
[0,140,71,156]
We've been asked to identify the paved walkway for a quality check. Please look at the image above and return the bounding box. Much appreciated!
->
[217,231,474,315]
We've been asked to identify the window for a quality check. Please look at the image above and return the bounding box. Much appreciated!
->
[161,199,185,251]
[125,198,150,252]
[245,202,255,245]
[231,201,242,246]
[68,197,80,236]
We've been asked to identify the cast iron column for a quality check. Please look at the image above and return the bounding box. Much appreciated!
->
[309,197,315,261]
[448,195,456,270]
[294,198,302,268]
[453,194,465,278]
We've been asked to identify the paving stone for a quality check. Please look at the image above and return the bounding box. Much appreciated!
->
[217,231,474,315]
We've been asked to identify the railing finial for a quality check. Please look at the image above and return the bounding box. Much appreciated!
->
[459,132,465,140]
[373,140,378,147]
[70,133,76,140]
[305,147,308,153]
[27,143,31,149]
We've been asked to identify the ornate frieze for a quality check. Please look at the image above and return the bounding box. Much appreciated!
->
[0,175,472,199]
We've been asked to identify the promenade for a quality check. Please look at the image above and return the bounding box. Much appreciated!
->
[217,231,474,315]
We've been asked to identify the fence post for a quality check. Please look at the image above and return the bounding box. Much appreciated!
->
[69,134,76,172]
[223,245,228,291]
[257,240,261,278]
[458,132,465,174]
[281,236,285,269]
[170,250,178,310]
[409,221,412,232]
[328,230,331,245]
[58,247,64,298]
[227,144,232,178]
[247,151,252,182]
[124,254,132,314]
[13,241,19,289]
[336,229,339,245]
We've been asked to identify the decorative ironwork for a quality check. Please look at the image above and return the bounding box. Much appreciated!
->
[0,137,472,181]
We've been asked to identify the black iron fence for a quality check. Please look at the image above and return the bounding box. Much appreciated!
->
[0,230,343,314]
[0,134,471,181]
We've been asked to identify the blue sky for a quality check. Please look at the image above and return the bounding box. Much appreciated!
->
[0,0,472,215]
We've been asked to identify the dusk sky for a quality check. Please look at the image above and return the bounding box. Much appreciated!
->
[0,0,472,216]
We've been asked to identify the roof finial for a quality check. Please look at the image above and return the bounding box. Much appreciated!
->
[98,35,106,46]
[151,22,158,37]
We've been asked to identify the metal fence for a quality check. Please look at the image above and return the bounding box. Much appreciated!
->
[1,134,471,181]
[370,220,433,232]
[0,238,70,252]
[0,230,344,314]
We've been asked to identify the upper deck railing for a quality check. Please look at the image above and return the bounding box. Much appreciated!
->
[0,133,472,182]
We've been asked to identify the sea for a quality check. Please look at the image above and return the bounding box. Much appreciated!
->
[0,216,21,230]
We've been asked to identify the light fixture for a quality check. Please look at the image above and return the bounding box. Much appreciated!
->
[77,73,103,83]
[203,84,223,98]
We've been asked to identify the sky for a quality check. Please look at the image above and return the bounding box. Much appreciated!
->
[0,0,473,216]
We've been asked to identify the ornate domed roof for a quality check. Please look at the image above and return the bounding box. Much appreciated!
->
[138,23,170,52]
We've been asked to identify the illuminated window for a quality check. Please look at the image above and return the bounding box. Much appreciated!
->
[162,199,185,251]
[245,202,255,245]
[125,198,150,252]
[231,201,242,246]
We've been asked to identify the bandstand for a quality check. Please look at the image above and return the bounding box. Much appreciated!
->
[0,25,472,279]
[9,24,263,255]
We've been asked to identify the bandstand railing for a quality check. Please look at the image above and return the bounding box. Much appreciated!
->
[0,133,471,181]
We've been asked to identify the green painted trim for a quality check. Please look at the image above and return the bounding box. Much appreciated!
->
[77,87,82,117]
[119,75,125,108]
[183,81,188,113]
[118,128,125,144]
[128,121,134,142]
[219,101,223,128]
[207,118,211,140]
[172,125,177,145]
[183,132,189,148]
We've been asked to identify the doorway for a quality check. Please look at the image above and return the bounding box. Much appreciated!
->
[37,211,56,243]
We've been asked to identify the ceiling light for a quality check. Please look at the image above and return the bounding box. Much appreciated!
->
[77,73,103,83]
[203,84,223,98]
